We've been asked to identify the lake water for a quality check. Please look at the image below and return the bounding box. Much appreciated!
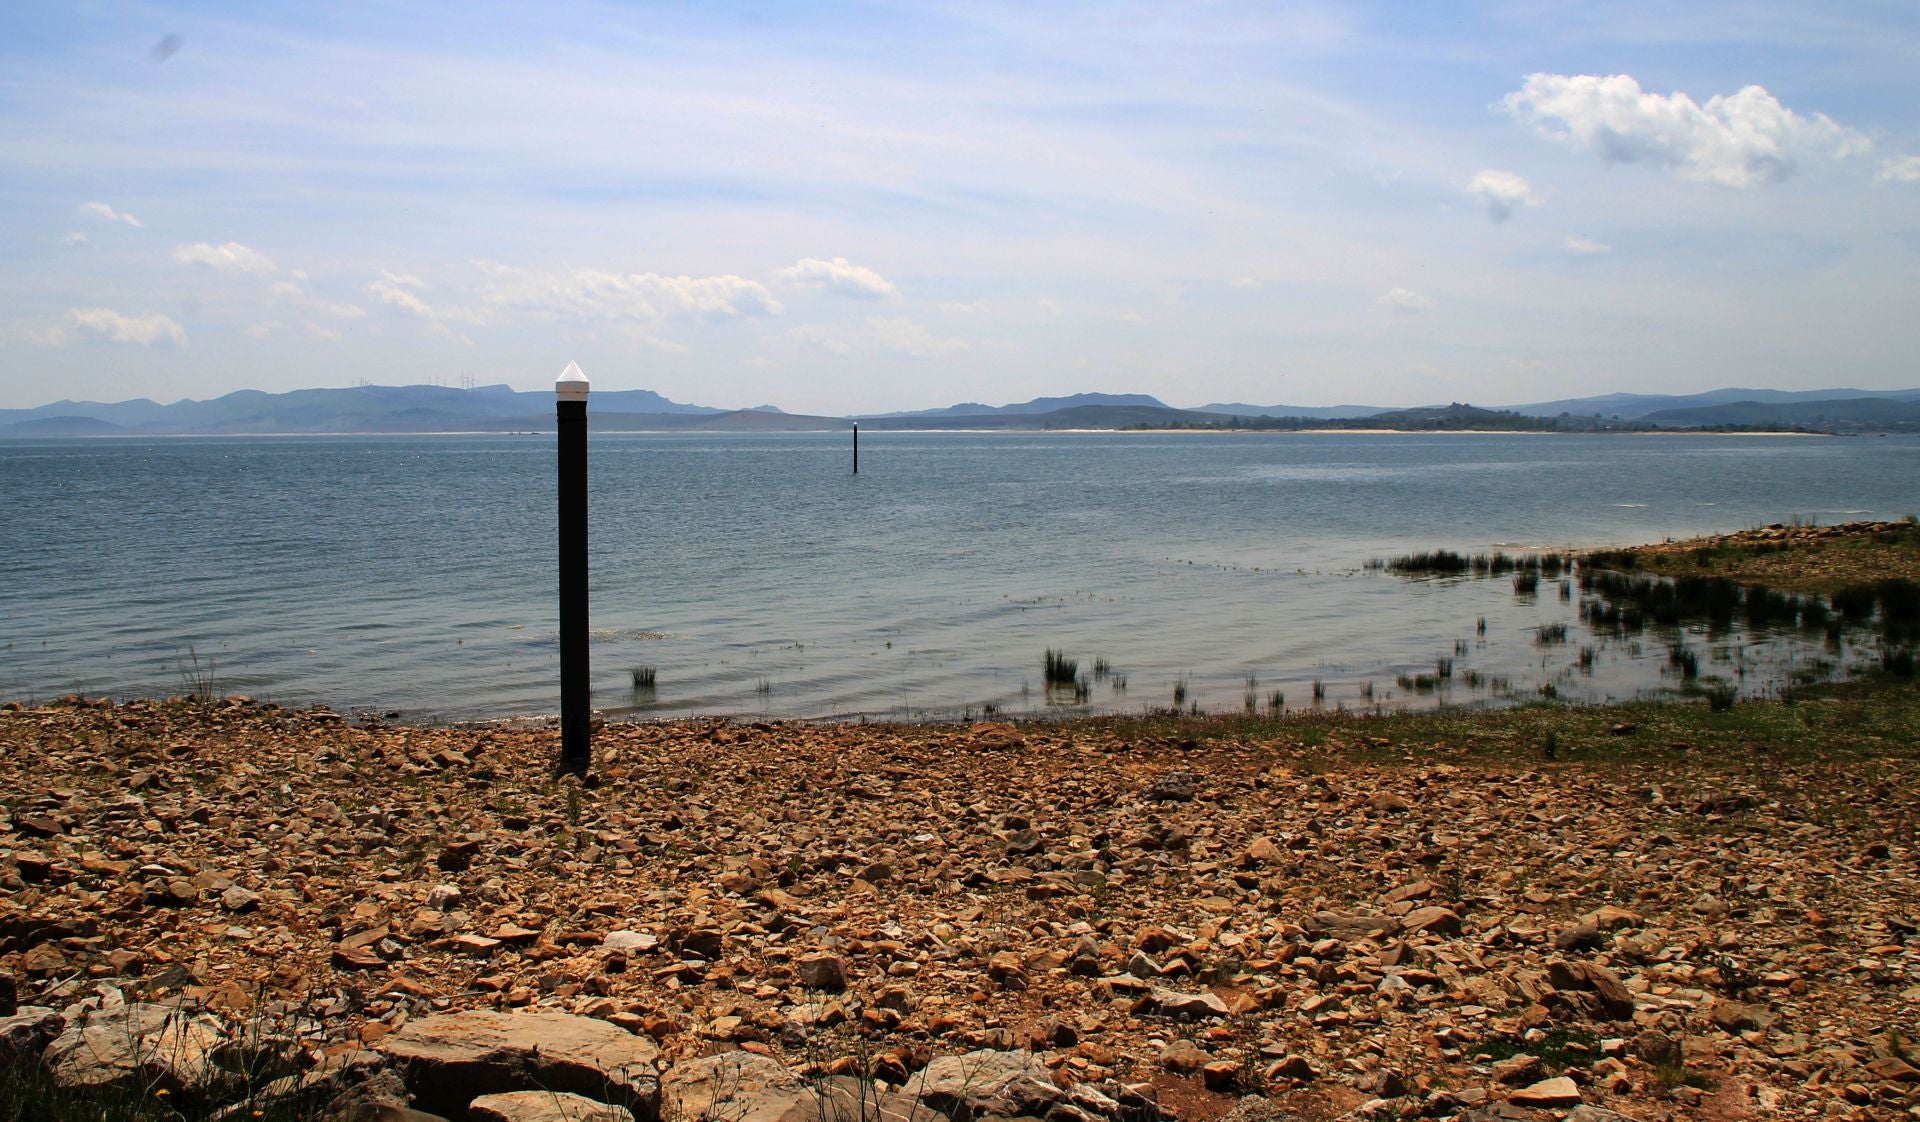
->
[2,431,1915,722]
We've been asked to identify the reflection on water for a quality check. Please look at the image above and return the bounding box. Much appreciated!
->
[1,431,1916,722]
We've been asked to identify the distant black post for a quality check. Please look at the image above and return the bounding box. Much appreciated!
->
[556,361,590,776]
[853,422,859,475]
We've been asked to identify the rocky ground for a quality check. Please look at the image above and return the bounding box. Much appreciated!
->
[2,689,1918,1121]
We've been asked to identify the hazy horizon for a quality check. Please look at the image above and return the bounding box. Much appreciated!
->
[3,2,1917,414]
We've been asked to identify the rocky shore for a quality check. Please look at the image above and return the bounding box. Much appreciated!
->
[2,691,1917,1121]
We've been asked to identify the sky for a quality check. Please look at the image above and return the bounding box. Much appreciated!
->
[2,1,1918,415]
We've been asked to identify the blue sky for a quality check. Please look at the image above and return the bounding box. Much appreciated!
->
[2,1,1917,413]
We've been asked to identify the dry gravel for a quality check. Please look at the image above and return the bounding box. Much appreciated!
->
[3,695,1918,1121]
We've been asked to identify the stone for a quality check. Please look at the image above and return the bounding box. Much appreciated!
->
[0,1005,65,1060]
[43,1002,230,1096]
[1306,911,1396,941]
[1136,986,1230,1019]
[1547,960,1636,1021]
[1507,1076,1581,1108]
[797,953,850,992]
[1159,1038,1209,1073]
[1144,772,1200,802]
[1399,906,1462,937]
[1554,923,1603,951]
[1565,1109,1633,1122]
[377,1010,660,1118]
[905,1049,1062,1120]
[468,1091,635,1122]
[220,885,262,913]
[0,972,15,1016]
[1266,1054,1317,1082]
[1489,1054,1542,1085]
[602,930,659,953]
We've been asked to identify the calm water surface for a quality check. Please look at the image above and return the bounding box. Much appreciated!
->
[2,431,1915,721]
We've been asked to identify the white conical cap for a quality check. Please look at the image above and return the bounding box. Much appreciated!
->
[556,360,590,399]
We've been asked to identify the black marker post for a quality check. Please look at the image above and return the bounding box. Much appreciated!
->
[853,422,859,475]
[556,360,591,777]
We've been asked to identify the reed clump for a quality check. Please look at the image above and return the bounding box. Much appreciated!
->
[1042,649,1079,687]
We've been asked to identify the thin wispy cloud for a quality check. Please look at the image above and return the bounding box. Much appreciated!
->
[1563,235,1612,255]
[174,242,276,273]
[1876,156,1920,186]
[1378,288,1435,313]
[79,202,143,228]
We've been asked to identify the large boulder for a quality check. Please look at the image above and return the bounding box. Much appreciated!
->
[0,1005,64,1061]
[663,1054,925,1122]
[378,1011,660,1119]
[904,1050,1061,1122]
[42,1003,231,1097]
[469,1090,636,1122]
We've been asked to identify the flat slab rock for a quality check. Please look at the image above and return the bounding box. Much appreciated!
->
[469,1090,636,1122]
[377,1010,660,1119]
[904,1049,1062,1120]
[42,1002,230,1096]
[664,1054,927,1122]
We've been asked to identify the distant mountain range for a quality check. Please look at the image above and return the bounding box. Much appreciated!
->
[4,383,1919,437]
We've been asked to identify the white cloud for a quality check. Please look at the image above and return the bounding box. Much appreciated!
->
[474,261,782,322]
[80,202,143,228]
[246,322,278,339]
[60,232,89,247]
[304,321,342,342]
[0,321,71,347]
[1563,234,1612,254]
[1502,73,1870,188]
[1466,169,1541,222]
[367,277,487,326]
[1876,156,1920,186]
[773,256,899,300]
[1229,276,1264,290]
[1378,287,1434,313]
[378,270,427,289]
[865,316,969,357]
[270,281,366,319]
[67,307,187,346]
[174,241,277,273]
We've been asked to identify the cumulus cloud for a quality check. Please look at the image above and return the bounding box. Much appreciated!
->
[1876,156,1920,186]
[1466,169,1541,222]
[174,241,276,273]
[80,202,143,228]
[304,321,342,342]
[1378,288,1434,313]
[246,322,278,339]
[474,261,782,322]
[1563,234,1612,254]
[1229,276,1264,290]
[60,232,89,247]
[1502,73,1870,188]
[67,307,187,346]
[773,257,899,300]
